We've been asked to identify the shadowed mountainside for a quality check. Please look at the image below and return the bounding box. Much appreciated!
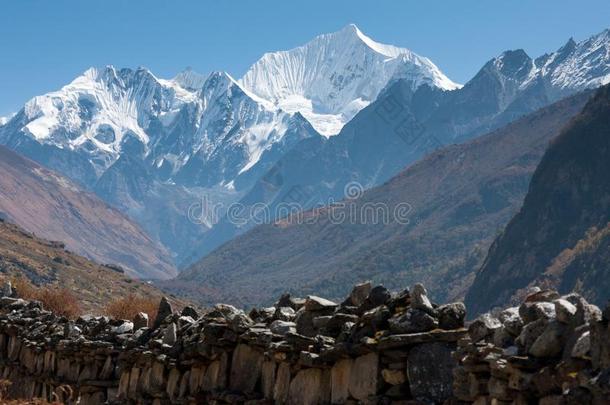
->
[466,84,610,315]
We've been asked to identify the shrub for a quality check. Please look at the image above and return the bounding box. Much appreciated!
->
[104,294,159,322]
[0,277,80,319]
[9,276,37,301]
[34,288,81,319]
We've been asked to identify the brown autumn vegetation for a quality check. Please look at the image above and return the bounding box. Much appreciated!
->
[0,220,188,316]
[8,277,81,319]
[104,294,159,322]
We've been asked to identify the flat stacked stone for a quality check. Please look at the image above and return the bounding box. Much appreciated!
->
[0,281,470,404]
[453,289,609,404]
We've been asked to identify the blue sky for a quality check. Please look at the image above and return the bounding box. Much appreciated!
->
[1,0,609,116]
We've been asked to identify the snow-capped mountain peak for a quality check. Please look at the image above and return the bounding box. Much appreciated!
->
[337,23,408,58]
[201,71,274,110]
[20,65,191,155]
[0,113,14,126]
[171,67,207,91]
[2,63,317,193]
[239,24,460,136]
[545,29,610,89]
[525,29,610,96]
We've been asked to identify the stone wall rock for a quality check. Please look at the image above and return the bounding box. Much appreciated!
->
[0,281,527,405]
[453,289,610,404]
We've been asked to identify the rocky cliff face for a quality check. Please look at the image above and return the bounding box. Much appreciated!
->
[466,84,610,315]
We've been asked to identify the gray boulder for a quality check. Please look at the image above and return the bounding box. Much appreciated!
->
[295,309,316,337]
[181,306,199,320]
[153,297,173,329]
[554,299,577,324]
[367,285,391,307]
[389,308,438,334]
[562,293,601,325]
[274,306,296,321]
[529,321,567,358]
[437,302,466,330]
[133,312,149,330]
[493,326,515,348]
[163,322,177,346]
[305,296,338,312]
[270,320,296,336]
[349,281,372,307]
[112,321,134,335]
[499,307,524,336]
[468,313,501,342]
[517,318,549,353]
[411,283,435,314]
[519,301,556,324]
[571,330,591,359]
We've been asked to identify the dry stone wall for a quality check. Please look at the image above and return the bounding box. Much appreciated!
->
[0,283,607,404]
[0,283,468,404]
[452,289,610,404]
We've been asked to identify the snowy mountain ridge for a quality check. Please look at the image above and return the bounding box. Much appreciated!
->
[0,63,319,261]
[4,24,609,268]
[488,28,610,97]
[0,113,15,126]
[239,24,460,135]
[533,28,610,93]
[2,24,460,188]
[13,65,304,183]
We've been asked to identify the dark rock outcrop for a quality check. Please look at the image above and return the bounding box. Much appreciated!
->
[466,84,610,315]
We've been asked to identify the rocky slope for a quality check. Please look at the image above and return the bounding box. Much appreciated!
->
[187,28,610,263]
[167,91,593,308]
[0,219,175,313]
[466,84,610,315]
[0,145,175,279]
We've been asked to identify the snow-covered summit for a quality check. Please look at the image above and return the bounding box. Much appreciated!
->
[172,67,207,91]
[239,24,460,136]
[531,29,610,94]
[1,64,316,189]
[0,113,14,126]
[467,28,610,114]
[20,65,189,151]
